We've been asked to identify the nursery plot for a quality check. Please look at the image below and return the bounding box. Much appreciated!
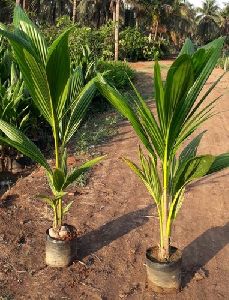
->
[0,62,228,299]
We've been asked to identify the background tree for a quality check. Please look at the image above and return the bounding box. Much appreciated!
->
[0,0,227,60]
[196,0,220,44]
[219,3,229,38]
[72,0,78,23]
[115,0,120,60]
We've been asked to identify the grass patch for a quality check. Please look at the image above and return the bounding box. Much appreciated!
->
[73,113,120,187]
[75,113,119,155]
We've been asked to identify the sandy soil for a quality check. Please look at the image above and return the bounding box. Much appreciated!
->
[0,61,228,300]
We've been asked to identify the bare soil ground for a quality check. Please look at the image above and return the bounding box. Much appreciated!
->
[0,61,228,300]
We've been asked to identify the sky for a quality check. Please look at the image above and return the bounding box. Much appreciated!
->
[188,0,226,9]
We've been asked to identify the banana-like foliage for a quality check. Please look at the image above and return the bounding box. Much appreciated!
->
[0,6,105,230]
[96,37,229,260]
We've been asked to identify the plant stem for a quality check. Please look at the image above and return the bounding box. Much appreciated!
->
[57,198,62,227]
[54,130,59,169]
[53,204,58,229]
[158,204,164,251]
[53,125,63,230]
[160,141,170,260]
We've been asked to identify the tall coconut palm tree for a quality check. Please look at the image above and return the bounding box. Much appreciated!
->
[168,1,196,48]
[125,0,151,28]
[77,0,112,28]
[219,3,229,37]
[197,0,220,21]
[196,0,221,44]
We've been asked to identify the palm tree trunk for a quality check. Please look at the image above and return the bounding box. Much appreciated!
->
[136,15,139,28]
[73,0,77,23]
[114,0,120,61]
[50,0,57,24]
[23,0,28,10]
[113,7,116,22]
[154,19,159,41]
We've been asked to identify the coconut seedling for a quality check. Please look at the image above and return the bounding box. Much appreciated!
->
[0,6,105,267]
[96,38,229,291]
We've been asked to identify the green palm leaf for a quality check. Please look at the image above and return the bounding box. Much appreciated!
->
[122,156,161,205]
[96,75,154,155]
[19,21,47,65]
[169,37,224,152]
[0,119,52,174]
[154,61,165,134]
[0,30,53,125]
[206,153,229,175]
[17,48,53,125]
[179,38,195,56]
[179,131,206,165]
[63,77,97,144]
[53,168,66,192]
[130,79,163,158]
[63,155,105,189]
[164,54,194,130]
[46,27,72,114]
[172,155,215,195]
[13,5,47,64]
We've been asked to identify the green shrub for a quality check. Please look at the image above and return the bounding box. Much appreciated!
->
[97,60,135,89]
[0,37,12,83]
[119,27,167,61]
[119,27,146,61]
[42,18,114,61]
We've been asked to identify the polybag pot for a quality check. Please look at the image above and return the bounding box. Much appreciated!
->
[146,246,182,293]
[45,225,77,267]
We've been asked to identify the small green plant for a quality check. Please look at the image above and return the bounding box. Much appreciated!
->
[119,27,146,61]
[0,37,31,172]
[97,60,135,89]
[0,36,12,83]
[217,50,229,71]
[0,6,104,233]
[97,38,229,261]
[0,66,29,171]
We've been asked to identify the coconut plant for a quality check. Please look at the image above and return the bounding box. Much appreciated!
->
[0,6,105,267]
[96,38,229,291]
[0,61,28,172]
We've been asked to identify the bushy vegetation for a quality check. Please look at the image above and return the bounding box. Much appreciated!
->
[43,19,115,60]
[97,60,135,89]
[42,19,164,62]
[1,1,226,66]
[119,27,168,61]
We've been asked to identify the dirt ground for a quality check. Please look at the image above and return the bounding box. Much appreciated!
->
[0,61,228,300]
